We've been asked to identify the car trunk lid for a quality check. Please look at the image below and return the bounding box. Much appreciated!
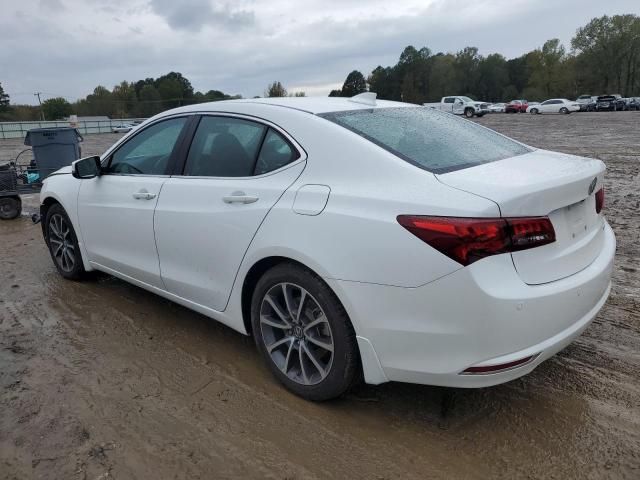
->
[437,149,606,284]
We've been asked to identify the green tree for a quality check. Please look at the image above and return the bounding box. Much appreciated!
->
[265,81,287,97]
[527,39,567,97]
[42,97,73,120]
[112,81,137,117]
[136,84,162,117]
[453,47,481,96]
[0,82,9,112]
[478,54,509,101]
[328,89,342,97]
[340,70,367,97]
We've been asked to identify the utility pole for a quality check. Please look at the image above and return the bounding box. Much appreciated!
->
[34,92,45,121]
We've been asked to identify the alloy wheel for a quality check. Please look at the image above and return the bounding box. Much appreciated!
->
[48,213,76,272]
[259,282,334,386]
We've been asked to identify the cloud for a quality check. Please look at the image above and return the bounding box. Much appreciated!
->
[148,0,254,31]
[1,0,639,103]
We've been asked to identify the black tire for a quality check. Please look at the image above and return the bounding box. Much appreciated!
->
[530,108,539,114]
[464,108,474,118]
[45,203,87,280]
[0,196,21,220]
[251,263,360,401]
[560,107,569,114]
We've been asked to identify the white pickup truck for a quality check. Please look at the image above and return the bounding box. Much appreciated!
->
[424,96,490,118]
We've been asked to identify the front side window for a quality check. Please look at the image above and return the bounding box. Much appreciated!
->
[106,117,187,175]
[319,107,531,174]
[184,116,299,177]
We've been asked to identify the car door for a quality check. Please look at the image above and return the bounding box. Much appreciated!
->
[154,114,306,311]
[77,116,190,288]
[452,97,464,114]
[540,100,552,113]
[443,97,455,113]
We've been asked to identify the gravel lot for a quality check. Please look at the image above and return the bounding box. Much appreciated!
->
[1,112,638,479]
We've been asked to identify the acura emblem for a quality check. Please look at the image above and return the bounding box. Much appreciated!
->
[588,177,597,195]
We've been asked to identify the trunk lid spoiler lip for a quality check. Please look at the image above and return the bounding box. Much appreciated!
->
[435,149,605,217]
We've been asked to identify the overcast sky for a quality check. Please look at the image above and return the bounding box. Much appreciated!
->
[1,0,639,104]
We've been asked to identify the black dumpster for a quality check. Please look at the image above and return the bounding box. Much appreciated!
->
[24,127,83,179]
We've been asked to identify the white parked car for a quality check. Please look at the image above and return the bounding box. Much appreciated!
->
[112,123,134,133]
[527,99,581,114]
[488,103,506,113]
[39,93,615,400]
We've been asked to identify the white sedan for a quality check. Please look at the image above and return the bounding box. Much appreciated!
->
[112,123,134,133]
[39,94,615,400]
[527,99,581,114]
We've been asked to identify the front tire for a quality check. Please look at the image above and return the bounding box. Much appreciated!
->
[251,263,360,401]
[0,196,21,220]
[45,203,86,280]
[464,108,474,118]
[530,108,539,114]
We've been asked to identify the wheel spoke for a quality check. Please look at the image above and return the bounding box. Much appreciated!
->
[296,290,307,322]
[282,340,295,374]
[303,314,327,333]
[267,336,292,353]
[49,221,61,239]
[302,342,325,377]
[299,348,310,384]
[65,248,75,265]
[264,295,291,327]
[260,315,289,330]
[282,284,296,320]
[305,334,333,352]
[53,242,63,256]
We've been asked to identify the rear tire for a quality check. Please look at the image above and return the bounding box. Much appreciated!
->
[0,196,21,220]
[45,203,87,280]
[251,263,360,401]
[560,107,569,114]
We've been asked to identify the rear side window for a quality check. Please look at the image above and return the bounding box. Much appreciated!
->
[255,129,297,175]
[185,116,266,177]
[319,107,531,174]
[184,116,299,177]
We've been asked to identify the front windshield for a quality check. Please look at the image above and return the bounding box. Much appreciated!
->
[319,107,531,174]
[459,96,474,102]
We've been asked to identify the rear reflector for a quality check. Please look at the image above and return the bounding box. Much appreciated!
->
[461,354,539,375]
[397,215,555,266]
[595,187,604,214]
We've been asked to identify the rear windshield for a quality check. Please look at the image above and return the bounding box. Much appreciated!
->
[319,107,531,174]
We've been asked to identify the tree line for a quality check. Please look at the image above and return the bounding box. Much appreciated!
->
[330,14,640,103]
[0,72,241,121]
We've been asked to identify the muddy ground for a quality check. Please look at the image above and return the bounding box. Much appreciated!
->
[1,112,639,479]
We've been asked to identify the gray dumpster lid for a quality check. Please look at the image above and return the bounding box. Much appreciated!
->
[24,127,83,147]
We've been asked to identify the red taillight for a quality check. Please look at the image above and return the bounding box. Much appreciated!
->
[397,215,556,266]
[595,187,604,214]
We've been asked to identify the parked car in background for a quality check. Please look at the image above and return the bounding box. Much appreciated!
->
[505,100,528,113]
[112,123,135,133]
[488,103,506,113]
[596,95,625,111]
[622,97,640,110]
[575,95,597,111]
[424,96,490,118]
[38,95,614,401]
[527,99,581,114]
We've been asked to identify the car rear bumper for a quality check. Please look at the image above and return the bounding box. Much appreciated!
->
[331,221,615,387]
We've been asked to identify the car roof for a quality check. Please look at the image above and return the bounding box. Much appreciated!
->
[168,96,412,115]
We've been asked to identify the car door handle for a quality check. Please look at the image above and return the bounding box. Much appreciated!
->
[132,190,156,200]
[223,192,259,204]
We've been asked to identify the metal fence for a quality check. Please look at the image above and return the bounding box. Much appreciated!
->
[0,119,147,139]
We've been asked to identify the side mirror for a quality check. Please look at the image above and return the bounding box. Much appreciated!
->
[72,156,102,179]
